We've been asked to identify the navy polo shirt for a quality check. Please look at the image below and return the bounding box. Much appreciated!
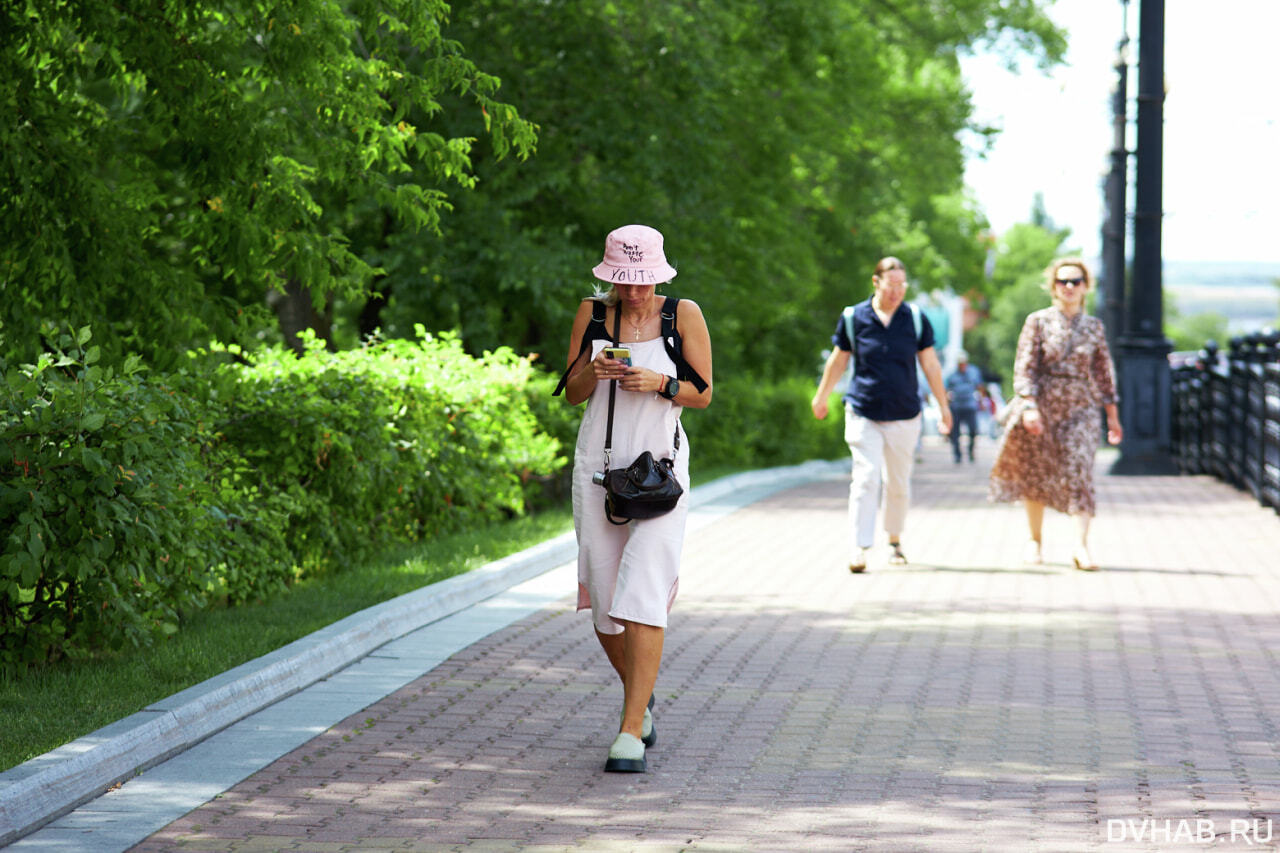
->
[832,299,936,421]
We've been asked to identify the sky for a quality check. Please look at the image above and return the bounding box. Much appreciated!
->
[960,0,1280,265]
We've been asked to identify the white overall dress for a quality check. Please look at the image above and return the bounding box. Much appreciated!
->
[572,336,689,635]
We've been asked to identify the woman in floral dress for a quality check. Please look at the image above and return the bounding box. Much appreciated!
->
[989,258,1123,570]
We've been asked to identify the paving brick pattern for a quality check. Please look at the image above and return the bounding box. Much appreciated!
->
[132,443,1280,852]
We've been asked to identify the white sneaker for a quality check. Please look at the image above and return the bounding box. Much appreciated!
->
[604,732,646,773]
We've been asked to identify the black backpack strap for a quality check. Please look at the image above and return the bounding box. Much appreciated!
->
[660,296,709,393]
[553,299,610,396]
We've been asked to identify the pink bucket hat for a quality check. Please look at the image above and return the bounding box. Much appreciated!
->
[591,224,677,286]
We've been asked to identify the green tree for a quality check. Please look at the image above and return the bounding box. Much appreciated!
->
[365,0,1065,377]
[1,0,535,368]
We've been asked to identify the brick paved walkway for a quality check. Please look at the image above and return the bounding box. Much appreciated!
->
[132,442,1280,852]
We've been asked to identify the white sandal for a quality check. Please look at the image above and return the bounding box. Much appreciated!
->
[1072,545,1099,571]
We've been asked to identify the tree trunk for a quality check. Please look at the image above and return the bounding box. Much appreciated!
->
[357,275,393,341]
[267,277,336,355]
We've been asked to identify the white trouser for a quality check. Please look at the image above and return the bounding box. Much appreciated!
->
[845,407,922,554]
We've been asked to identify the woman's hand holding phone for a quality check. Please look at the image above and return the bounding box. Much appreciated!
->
[602,346,631,365]
[592,347,631,382]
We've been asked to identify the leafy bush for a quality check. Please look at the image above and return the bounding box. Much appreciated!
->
[183,329,564,577]
[0,329,220,667]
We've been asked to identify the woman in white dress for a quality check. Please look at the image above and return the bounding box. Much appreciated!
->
[560,224,712,773]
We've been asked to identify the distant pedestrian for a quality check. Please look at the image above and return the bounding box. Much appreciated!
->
[944,350,983,463]
[989,258,1122,570]
[811,256,952,572]
[555,224,712,773]
[977,383,1000,438]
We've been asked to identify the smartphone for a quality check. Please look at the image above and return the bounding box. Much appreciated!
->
[603,347,632,366]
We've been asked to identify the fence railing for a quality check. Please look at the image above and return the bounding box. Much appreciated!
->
[1170,330,1280,513]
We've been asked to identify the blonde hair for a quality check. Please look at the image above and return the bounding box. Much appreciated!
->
[591,287,620,307]
[1044,257,1093,306]
[590,281,666,307]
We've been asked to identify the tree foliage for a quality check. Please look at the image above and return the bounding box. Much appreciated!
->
[1,0,535,368]
[350,0,1066,376]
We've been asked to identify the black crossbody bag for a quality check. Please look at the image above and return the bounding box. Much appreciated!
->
[597,308,684,525]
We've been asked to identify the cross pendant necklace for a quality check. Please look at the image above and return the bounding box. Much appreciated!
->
[628,311,651,341]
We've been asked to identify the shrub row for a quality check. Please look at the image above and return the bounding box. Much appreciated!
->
[1,328,564,669]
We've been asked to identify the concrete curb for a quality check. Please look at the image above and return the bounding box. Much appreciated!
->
[0,458,844,845]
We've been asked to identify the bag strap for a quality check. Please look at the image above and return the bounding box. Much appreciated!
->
[601,307,627,527]
[660,296,709,393]
[552,300,610,396]
[603,306,620,470]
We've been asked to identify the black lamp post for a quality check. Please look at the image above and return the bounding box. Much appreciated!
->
[1112,0,1177,474]
[1099,2,1129,350]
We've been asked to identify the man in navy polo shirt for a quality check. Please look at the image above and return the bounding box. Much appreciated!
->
[811,257,952,572]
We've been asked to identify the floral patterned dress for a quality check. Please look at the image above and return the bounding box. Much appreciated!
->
[989,307,1118,516]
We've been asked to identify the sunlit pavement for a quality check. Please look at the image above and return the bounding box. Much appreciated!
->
[34,441,1280,851]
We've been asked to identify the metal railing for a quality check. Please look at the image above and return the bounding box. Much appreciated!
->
[1170,330,1280,513]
